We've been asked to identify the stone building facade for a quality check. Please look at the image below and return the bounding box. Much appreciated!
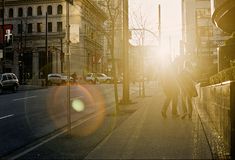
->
[0,0,107,83]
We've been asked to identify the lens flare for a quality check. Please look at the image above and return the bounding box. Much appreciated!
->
[72,99,85,112]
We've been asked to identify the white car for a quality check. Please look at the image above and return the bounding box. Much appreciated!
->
[85,73,112,84]
[47,73,71,85]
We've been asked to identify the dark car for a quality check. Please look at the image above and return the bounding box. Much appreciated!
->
[0,73,20,94]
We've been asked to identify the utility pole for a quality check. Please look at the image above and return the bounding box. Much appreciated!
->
[122,0,130,104]
[66,0,71,135]
[1,0,5,72]
[45,12,48,85]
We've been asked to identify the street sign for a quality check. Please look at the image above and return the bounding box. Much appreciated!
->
[0,49,3,59]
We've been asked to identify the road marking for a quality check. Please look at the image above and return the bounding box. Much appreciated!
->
[0,114,14,120]
[12,96,37,102]
[10,106,114,160]
[70,96,83,101]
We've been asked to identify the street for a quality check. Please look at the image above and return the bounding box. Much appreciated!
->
[0,84,140,157]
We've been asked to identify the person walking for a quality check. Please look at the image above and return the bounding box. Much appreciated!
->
[179,60,198,119]
[160,62,180,118]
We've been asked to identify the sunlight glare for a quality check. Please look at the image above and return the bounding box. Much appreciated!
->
[72,99,85,112]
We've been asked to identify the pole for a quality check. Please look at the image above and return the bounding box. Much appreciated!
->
[66,0,71,135]
[122,0,130,104]
[45,12,48,85]
[1,0,5,72]
[60,37,63,73]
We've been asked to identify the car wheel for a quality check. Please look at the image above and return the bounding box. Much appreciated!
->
[12,85,17,93]
[106,79,111,84]
[95,79,99,84]
[0,87,3,94]
[48,81,52,86]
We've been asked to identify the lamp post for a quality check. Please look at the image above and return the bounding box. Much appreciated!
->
[122,0,130,104]
[45,12,48,85]
[1,0,5,72]
[66,0,71,134]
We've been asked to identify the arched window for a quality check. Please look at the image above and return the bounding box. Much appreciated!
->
[57,5,62,14]
[37,6,42,16]
[18,8,23,17]
[47,5,52,15]
[9,8,13,18]
[27,7,32,16]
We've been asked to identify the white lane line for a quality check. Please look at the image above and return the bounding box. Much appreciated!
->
[0,114,14,120]
[12,96,38,102]
[70,96,83,101]
[10,106,114,160]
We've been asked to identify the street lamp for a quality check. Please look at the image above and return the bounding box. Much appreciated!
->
[122,0,130,104]
[66,0,72,135]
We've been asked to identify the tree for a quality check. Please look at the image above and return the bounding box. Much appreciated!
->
[96,0,122,111]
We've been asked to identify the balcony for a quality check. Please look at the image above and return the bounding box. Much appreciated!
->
[212,0,235,34]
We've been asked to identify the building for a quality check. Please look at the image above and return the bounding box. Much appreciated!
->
[211,0,235,71]
[0,0,107,84]
[181,0,230,79]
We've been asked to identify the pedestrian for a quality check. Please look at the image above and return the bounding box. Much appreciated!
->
[71,72,78,84]
[160,62,180,118]
[179,60,198,119]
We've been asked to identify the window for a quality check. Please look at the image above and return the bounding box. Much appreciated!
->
[48,22,52,32]
[27,7,33,16]
[27,23,32,33]
[37,23,42,32]
[37,6,42,16]
[57,5,63,14]
[57,22,62,32]
[18,8,23,17]
[7,74,13,80]
[47,5,52,15]
[18,23,23,34]
[9,8,13,18]
[2,75,7,81]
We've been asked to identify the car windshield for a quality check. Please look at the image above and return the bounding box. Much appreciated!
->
[0,1,232,160]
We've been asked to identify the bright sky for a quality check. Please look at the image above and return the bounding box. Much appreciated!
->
[129,0,182,60]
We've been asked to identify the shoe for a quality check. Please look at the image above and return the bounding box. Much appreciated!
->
[161,111,167,118]
[172,113,180,118]
[188,114,192,119]
[181,113,187,119]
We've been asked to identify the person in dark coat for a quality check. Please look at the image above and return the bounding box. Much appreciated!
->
[160,62,180,118]
[179,60,198,119]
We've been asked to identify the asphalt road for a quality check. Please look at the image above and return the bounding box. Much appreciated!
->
[0,84,139,157]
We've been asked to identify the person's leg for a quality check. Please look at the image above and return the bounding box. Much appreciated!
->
[161,97,171,118]
[181,96,187,119]
[171,95,179,116]
[187,97,193,118]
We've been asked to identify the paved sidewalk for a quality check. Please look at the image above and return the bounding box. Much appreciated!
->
[86,91,212,159]
[16,84,212,159]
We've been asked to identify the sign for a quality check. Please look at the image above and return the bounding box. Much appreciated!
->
[70,24,79,43]
[0,24,13,46]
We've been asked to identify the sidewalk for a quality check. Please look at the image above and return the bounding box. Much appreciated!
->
[16,84,212,159]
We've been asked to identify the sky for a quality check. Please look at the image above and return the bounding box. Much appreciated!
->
[129,0,182,59]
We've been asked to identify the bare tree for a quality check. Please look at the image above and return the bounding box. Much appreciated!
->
[96,0,122,111]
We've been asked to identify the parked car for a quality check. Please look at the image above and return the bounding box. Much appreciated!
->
[85,73,112,84]
[0,73,20,94]
[47,73,75,86]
